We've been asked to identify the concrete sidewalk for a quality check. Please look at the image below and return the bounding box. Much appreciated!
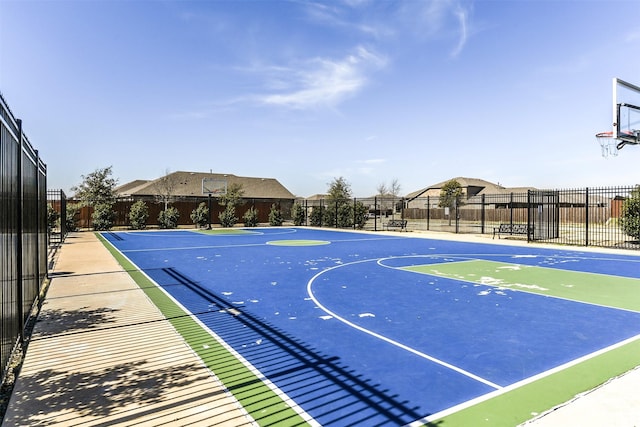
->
[3,232,254,426]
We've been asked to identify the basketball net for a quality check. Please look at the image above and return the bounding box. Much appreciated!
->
[595,131,619,158]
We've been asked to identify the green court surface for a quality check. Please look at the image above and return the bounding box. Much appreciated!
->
[404,260,640,312]
[266,239,331,246]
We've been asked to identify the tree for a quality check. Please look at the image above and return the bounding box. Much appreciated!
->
[291,202,306,226]
[154,169,178,210]
[66,203,80,232]
[158,206,179,229]
[620,185,640,241]
[47,204,60,230]
[243,206,260,227]
[218,183,244,228]
[218,183,244,207]
[219,204,237,228]
[377,178,402,218]
[92,203,116,231]
[324,177,353,227]
[129,200,149,230]
[353,200,368,229]
[438,179,464,226]
[71,166,118,230]
[71,166,118,207]
[268,204,283,226]
[309,206,323,226]
[190,202,209,228]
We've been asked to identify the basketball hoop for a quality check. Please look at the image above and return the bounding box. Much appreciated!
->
[595,131,620,158]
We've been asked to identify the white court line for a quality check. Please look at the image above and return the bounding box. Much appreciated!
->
[100,237,321,427]
[406,332,640,426]
[121,242,269,253]
[306,258,503,390]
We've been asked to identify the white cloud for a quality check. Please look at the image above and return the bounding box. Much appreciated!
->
[258,46,387,109]
[395,0,473,57]
[450,4,469,58]
[357,158,386,165]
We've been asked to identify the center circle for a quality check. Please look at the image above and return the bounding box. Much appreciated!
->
[266,240,331,246]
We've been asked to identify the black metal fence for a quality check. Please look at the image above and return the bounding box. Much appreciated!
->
[300,186,640,250]
[47,189,68,245]
[1,94,48,384]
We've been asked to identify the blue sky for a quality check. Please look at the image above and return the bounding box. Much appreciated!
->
[1,0,639,198]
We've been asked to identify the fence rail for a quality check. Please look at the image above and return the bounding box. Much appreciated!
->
[1,94,48,384]
[300,187,640,250]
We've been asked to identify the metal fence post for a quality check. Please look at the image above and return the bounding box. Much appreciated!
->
[527,190,532,242]
[374,196,378,231]
[585,187,589,247]
[481,194,486,234]
[16,119,24,344]
[353,198,357,230]
[426,196,430,230]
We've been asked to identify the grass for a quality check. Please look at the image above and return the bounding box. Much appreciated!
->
[96,232,309,426]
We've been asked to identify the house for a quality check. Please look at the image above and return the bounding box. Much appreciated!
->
[405,177,529,209]
[114,171,296,225]
[117,171,295,200]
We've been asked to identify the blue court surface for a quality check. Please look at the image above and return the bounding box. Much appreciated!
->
[102,228,640,426]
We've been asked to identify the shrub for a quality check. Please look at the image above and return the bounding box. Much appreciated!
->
[243,206,259,227]
[190,202,209,228]
[268,204,283,226]
[291,202,305,226]
[219,204,237,228]
[47,204,60,229]
[353,201,368,229]
[158,206,179,229]
[620,186,640,241]
[66,203,80,232]
[309,207,323,226]
[92,203,115,231]
[129,200,149,230]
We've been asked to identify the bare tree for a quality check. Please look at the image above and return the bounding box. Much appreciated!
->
[154,169,178,210]
[390,178,402,198]
[377,179,402,218]
[376,182,388,196]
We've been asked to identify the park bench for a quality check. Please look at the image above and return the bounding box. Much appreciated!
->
[385,219,408,231]
[493,223,531,239]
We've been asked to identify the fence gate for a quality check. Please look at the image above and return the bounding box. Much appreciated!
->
[528,190,560,240]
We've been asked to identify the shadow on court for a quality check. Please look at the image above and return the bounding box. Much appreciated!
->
[160,266,445,426]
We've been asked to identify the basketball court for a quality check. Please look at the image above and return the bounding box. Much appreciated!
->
[101,227,640,426]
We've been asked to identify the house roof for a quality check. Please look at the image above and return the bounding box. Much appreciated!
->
[405,177,544,200]
[116,171,295,199]
[115,179,150,194]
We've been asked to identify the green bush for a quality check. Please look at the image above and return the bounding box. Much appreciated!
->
[92,203,115,231]
[219,204,237,228]
[47,204,60,229]
[129,200,149,230]
[66,203,80,232]
[309,207,323,226]
[620,186,640,240]
[243,206,259,227]
[291,202,305,226]
[353,201,368,229]
[158,206,179,229]
[268,204,283,226]
[190,202,209,228]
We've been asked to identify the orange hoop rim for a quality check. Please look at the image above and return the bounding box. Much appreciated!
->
[595,131,614,138]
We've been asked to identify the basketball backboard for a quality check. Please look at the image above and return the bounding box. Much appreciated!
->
[613,78,640,145]
[202,178,227,195]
